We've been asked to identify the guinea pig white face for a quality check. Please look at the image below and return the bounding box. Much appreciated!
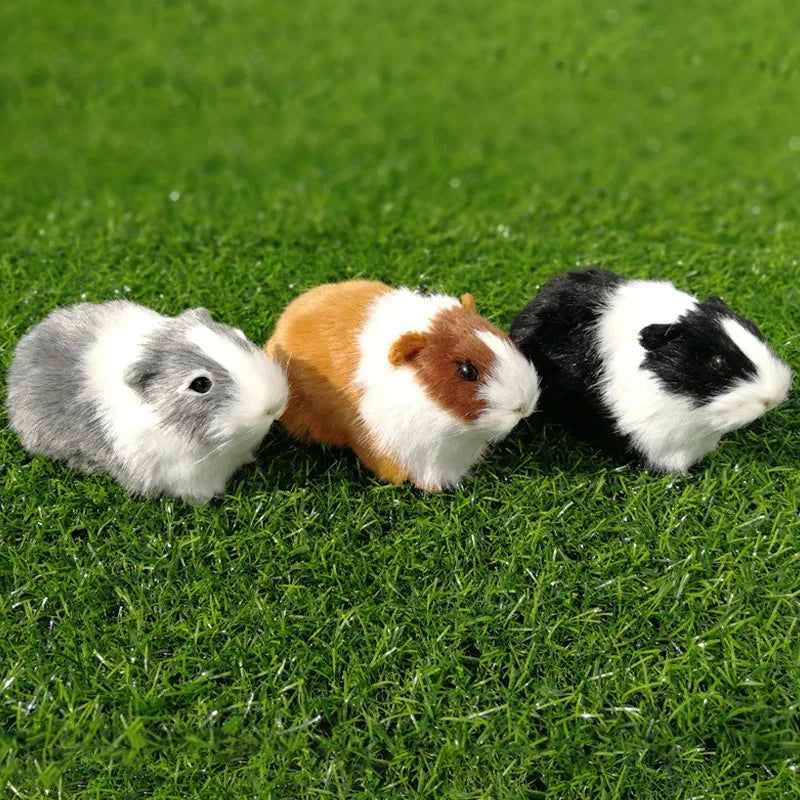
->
[474,330,540,439]
[125,310,288,450]
[183,323,289,446]
[639,299,792,434]
[701,317,792,432]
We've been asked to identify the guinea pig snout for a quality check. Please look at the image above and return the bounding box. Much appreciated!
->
[762,390,789,410]
[765,378,793,410]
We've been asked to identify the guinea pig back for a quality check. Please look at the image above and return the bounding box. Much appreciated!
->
[265,280,391,448]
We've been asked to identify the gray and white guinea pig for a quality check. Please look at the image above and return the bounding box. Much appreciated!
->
[509,269,793,473]
[6,300,289,504]
[265,280,540,491]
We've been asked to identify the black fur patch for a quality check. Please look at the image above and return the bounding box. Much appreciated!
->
[639,298,759,403]
[703,295,765,341]
[509,269,633,455]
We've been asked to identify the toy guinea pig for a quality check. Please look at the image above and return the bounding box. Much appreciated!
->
[265,280,540,490]
[6,300,289,504]
[509,268,793,473]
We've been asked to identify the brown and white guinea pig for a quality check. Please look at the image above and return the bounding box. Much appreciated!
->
[265,280,540,490]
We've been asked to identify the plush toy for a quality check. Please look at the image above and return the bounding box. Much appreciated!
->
[510,268,793,472]
[266,280,540,490]
[7,300,288,504]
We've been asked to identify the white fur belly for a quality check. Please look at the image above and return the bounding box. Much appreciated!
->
[630,409,723,473]
[357,370,478,489]
[129,434,254,502]
[402,424,486,489]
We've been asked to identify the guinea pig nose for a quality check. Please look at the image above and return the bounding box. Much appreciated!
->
[514,406,523,414]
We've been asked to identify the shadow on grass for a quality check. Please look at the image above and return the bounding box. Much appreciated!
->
[250,411,625,496]
[250,423,379,491]
[490,413,627,479]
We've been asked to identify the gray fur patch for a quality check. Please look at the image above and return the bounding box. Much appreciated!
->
[127,328,237,445]
[6,302,124,473]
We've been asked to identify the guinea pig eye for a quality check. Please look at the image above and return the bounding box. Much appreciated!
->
[457,360,479,382]
[189,376,213,394]
[710,355,727,372]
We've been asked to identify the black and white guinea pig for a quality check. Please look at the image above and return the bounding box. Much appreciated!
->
[509,269,793,473]
[6,300,289,504]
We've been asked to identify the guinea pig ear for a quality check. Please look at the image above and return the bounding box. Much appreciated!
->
[388,331,428,366]
[639,323,682,351]
[124,360,156,393]
[181,307,214,325]
[460,293,478,313]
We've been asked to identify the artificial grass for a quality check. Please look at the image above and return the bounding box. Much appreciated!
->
[2,0,800,797]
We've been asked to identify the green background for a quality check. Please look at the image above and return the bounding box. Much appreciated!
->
[2,0,799,796]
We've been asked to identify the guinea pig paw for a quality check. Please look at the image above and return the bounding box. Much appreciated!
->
[184,492,216,506]
[413,480,444,493]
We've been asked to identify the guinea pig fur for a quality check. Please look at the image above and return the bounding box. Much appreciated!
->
[509,268,793,474]
[266,280,540,490]
[6,300,289,504]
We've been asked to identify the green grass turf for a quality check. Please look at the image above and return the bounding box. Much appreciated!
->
[2,0,800,796]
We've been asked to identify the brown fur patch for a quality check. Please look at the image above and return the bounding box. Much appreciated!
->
[265,280,410,485]
[409,305,507,422]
